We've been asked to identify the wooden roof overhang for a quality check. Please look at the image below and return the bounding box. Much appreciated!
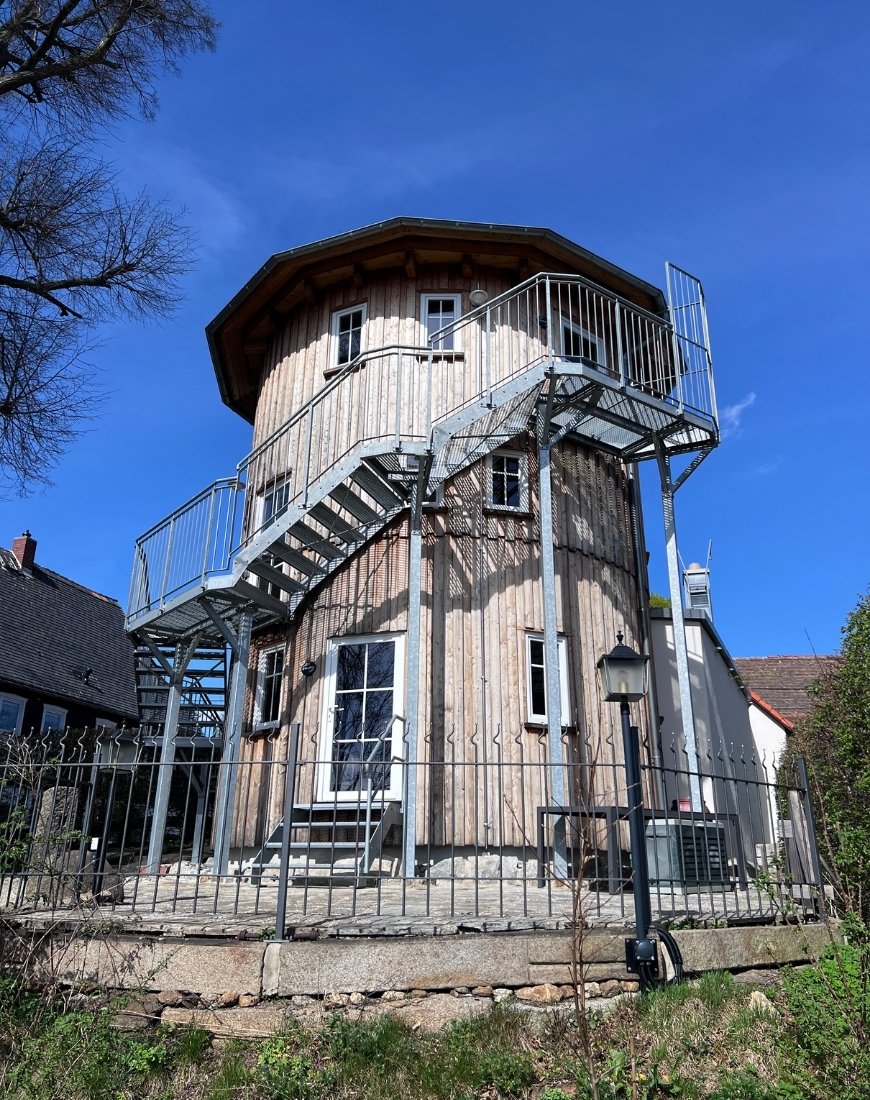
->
[206,217,669,423]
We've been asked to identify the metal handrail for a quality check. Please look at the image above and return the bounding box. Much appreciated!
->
[127,271,716,624]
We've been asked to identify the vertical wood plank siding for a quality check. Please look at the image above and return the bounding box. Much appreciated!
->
[233,264,646,850]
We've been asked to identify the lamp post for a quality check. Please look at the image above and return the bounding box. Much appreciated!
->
[597,634,659,987]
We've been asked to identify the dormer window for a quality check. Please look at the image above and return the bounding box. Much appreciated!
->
[332,304,366,368]
[422,294,461,351]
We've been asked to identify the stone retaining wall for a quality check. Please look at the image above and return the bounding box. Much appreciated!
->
[31,923,831,1005]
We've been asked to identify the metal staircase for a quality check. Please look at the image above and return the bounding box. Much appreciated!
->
[134,642,227,746]
[246,800,402,886]
[125,267,718,877]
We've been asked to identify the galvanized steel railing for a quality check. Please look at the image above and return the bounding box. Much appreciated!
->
[127,477,243,623]
[126,272,717,623]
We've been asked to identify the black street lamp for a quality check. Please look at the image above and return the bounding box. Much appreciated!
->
[597,634,659,987]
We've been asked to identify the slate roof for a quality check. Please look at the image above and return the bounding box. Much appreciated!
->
[0,550,138,721]
[734,655,840,728]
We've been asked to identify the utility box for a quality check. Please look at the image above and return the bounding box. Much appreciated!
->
[646,818,729,886]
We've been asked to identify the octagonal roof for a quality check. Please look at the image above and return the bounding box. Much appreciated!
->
[206,217,668,422]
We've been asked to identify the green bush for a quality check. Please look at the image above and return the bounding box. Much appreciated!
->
[779,942,870,1099]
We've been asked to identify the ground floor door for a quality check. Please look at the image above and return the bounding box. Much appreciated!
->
[317,634,404,802]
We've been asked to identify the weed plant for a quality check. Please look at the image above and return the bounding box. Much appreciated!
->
[1,966,869,1099]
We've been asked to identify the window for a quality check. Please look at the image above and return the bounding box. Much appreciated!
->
[487,450,528,511]
[332,304,366,368]
[41,705,67,734]
[422,294,461,351]
[321,635,403,796]
[0,693,25,736]
[259,481,289,529]
[561,317,606,367]
[254,647,284,730]
[526,635,570,725]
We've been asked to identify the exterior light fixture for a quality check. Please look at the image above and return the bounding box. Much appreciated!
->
[596,633,649,702]
[598,633,658,990]
[469,287,488,307]
[300,661,316,677]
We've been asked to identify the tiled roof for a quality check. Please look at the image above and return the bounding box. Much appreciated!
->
[0,551,138,720]
[734,655,840,728]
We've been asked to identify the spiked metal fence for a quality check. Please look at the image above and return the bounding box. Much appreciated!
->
[0,726,821,935]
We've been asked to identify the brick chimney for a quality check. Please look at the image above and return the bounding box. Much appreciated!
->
[11,530,36,571]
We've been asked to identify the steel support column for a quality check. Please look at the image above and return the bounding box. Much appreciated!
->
[402,465,427,878]
[538,394,568,879]
[145,639,188,873]
[213,608,253,875]
[656,448,702,812]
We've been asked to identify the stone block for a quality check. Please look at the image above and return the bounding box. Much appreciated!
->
[672,925,831,972]
[263,933,534,996]
[42,936,266,994]
[161,1004,298,1038]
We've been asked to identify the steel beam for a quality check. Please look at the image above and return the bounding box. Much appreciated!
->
[402,458,430,877]
[145,635,198,873]
[212,607,253,875]
[655,446,703,812]
[538,393,568,879]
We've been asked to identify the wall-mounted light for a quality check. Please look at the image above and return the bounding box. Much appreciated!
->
[469,287,489,307]
[300,661,316,677]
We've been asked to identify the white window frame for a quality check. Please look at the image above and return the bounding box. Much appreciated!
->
[0,692,25,736]
[40,705,67,734]
[253,646,285,732]
[317,632,405,801]
[421,293,462,352]
[486,449,529,512]
[525,634,570,725]
[561,316,606,367]
[331,303,367,369]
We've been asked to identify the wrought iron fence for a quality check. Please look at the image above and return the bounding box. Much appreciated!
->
[0,725,818,934]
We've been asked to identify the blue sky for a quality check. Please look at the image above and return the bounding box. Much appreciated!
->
[2,0,867,658]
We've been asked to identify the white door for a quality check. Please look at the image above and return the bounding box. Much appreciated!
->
[317,635,404,802]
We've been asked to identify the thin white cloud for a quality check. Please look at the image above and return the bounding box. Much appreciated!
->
[117,139,249,257]
[263,126,514,205]
[720,392,756,438]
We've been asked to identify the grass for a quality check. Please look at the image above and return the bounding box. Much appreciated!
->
[0,968,864,1099]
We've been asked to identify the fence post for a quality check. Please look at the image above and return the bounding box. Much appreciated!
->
[274,723,300,942]
[796,756,825,897]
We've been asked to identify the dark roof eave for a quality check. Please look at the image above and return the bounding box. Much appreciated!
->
[205,217,670,419]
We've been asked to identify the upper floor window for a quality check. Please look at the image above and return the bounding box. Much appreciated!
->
[526,635,570,725]
[487,450,528,512]
[0,692,25,736]
[332,304,366,368]
[562,317,606,367]
[41,705,67,734]
[422,294,461,351]
[254,647,284,731]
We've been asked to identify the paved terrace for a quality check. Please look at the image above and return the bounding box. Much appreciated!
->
[2,870,809,939]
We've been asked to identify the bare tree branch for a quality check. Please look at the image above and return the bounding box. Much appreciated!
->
[0,1,218,493]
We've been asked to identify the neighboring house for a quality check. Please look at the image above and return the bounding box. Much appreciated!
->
[125,218,719,876]
[734,655,838,734]
[650,608,774,861]
[0,531,138,736]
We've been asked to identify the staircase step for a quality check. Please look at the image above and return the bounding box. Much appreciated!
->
[245,559,305,593]
[264,841,366,852]
[286,521,345,560]
[348,465,405,510]
[308,502,361,543]
[265,540,324,577]
[328,486,382,525]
